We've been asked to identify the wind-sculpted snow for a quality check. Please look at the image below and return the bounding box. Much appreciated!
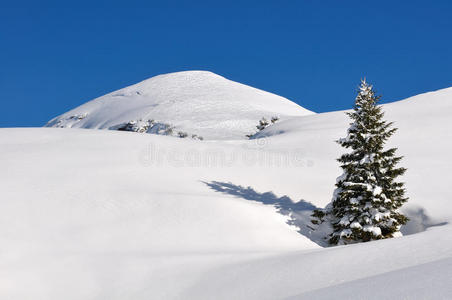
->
[45,71,313,140]
[2,86,452,299]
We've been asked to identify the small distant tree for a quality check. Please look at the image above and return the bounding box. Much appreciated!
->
[246,116,280,139]
[163,125,174,136]
[191,134,204,141]
[178,131,188,138]
[315,79,408,245]
[256,117,269,131]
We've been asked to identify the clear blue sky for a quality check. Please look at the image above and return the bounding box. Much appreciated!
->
[1,0,451,127]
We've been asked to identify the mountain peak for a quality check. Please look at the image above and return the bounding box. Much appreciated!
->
[46,71,313,140]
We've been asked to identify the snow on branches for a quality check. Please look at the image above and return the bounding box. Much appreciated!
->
[313,79,408,245]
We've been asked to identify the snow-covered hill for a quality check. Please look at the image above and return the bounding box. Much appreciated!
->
[2,84,452,299]
[45,71,313,140]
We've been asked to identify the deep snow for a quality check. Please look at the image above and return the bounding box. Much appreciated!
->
[1,77,452,299]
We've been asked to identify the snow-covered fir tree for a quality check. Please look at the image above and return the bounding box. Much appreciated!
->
[246,116,279,138]
[256,117,270,131]
[271,116,279,124]
[319,79,408,245]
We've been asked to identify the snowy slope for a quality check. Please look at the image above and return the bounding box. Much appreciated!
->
[2,86,452,299]
[0,128,318,300]
[45,71,313,140]
[255,86,452,221]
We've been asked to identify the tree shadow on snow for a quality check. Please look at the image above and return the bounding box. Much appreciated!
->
[401,206,448,235]
[203,181,327,246]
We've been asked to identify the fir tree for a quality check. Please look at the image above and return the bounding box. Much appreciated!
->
[326,79,408,245]
[246,117,276,138]
[271,116,280,124]
[256,117,270,131]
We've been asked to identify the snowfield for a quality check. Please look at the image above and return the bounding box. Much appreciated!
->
[1,74,452,299]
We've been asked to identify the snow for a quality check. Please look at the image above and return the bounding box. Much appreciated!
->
[2,78,452,299]
[45,71,313,140]
[363,225,382,236]
[349,197,360,204]
[373,211,390,221]
[373,185,382,195]
[360,153,375,164]
[287,257,452,300]
[350,221,362,229]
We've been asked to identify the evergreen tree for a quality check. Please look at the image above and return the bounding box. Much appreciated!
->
[246,117,276,138]
[256,117,270,131]
[271,116,280,124]
[326,79,408,245]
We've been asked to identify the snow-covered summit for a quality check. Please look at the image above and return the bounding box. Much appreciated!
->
[45,71,313,140]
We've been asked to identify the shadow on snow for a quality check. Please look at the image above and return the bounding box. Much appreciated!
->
[401,206,448,235]
[203,181,327,246]
[202,181,448,246]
